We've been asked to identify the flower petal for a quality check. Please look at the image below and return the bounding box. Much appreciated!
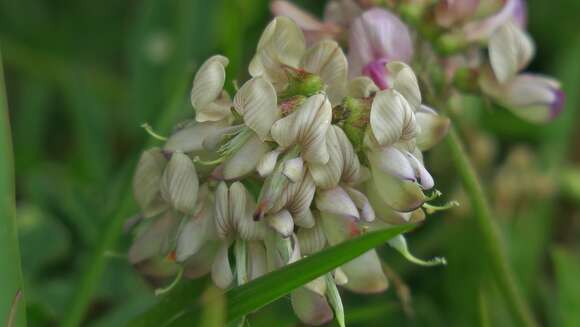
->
[234,77,280,140]
[291,287,334,326]
[267,209,295,238]
[247,241,268,280]
[370,89,417,147]
[249,16,306,88]
[489,21,535,83]
[282,157,304,183]
[406,151,435,190]
[223,134,269,180]
[191,55,231,122]
[215,182,232,240]
[301,40,347,105]
[344,186,375,222]
[341,250,388,293]
[231,182,268,240]
[371,146,415,181]
[160,152,199,214]
[387,61,422,111]
[129,211,178,264]
[347,76,379,98]
[348,8,413,78]
[368,151,427,212]
[164,121,228,153]
[415,106,451,151]
[271,94,332,163]
[297,220,326,255]
[133,148,168,218]
[316,186,360,220]
[211,242,234,288]
[257,149,283,177]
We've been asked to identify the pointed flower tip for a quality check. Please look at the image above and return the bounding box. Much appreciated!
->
[549,88,565,120]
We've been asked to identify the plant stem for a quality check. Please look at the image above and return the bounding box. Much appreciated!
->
[0,49,27,327]
[444,127,537,327]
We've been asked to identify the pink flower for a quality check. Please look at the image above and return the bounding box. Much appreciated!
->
[348,8,413,89]
[463,0,527,41]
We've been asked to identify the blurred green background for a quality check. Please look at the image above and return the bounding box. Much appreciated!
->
[1,0,579,326]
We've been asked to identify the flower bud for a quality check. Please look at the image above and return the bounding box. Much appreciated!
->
[348,8,413,88]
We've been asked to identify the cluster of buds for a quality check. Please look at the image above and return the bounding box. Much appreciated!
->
[129,13,450,325]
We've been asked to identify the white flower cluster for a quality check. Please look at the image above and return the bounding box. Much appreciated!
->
[129,16,450,325]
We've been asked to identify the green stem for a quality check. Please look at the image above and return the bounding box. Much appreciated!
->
[444,127,537,327]
[0,49,27,327]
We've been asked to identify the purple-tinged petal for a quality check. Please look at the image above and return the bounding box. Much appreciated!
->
[348,8,413,79]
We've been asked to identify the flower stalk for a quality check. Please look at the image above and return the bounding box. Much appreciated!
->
[444,126,537,327]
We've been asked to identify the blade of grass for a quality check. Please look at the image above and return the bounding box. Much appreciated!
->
[0,49,27,326]
[157,225,413,326]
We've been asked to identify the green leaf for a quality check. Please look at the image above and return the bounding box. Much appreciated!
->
[131,224,412,326]
[552,247,580,327]
[0,49,27,326]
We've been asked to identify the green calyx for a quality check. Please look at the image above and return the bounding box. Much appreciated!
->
[335,96,372,152]
[279,67,323,100]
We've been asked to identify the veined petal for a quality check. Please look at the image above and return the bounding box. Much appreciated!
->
[297,220,326,255]
[175,213,209,262]
[231,182,268,240]
[247,241,268,281]
[501,74,564,122]
[387,61,422,111]
[223,134,269,180]
[129,212,178,264]
[347,76,379,98]
[335,126,361,184]
[291,287,334,326]
[416,106,451,151]
[257,149,283,177]
[370,89,417,147]
[316,186,360,220]
[271,94,332,163]
[133,148,168,218]
[341,250,388,293]
[309,126,343,189]
[195,92,232,123]
[249,16,306,87]
[301,40,347,105]
[285,172,317,228]
[489,21,535,83]
[212,242,234,288]
[160,152,199,214]
[283,157,304,183]
[267,209,295,238]
[191,55,231,122]
[215,182,233,240]
[234,77,280,140]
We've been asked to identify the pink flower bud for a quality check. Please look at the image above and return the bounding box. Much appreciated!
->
[348,8,413,89]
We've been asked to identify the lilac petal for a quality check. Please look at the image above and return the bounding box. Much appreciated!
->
[348,8,413,78]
